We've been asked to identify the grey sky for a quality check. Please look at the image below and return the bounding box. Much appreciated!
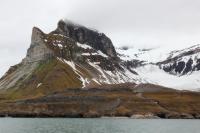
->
[1,0,200,76]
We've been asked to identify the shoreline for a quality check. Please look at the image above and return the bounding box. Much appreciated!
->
[0,113,199,119]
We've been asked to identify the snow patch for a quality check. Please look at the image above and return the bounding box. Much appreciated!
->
[82,53,90,56]
[63,59,76,70]
[92,79,101,85]
[53,34,68,38]
[37,83,42,88]
[77,43,93,49]
[97,50,108,58]
[57,44,63,48]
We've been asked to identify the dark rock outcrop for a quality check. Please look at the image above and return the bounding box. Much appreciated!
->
[157,45,200,75]
[52,20,117,58]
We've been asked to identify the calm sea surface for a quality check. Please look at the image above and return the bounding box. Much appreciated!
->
[0,118,199,133]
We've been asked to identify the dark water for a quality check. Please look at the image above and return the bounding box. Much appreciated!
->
[0,118,199,133]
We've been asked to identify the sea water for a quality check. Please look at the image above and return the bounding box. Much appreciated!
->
[0,118,199,133]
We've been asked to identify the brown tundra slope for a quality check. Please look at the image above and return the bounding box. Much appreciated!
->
[0,85,200,118]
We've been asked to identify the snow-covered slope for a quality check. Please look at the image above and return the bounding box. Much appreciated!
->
[117,44,200,91]
[116,46,173,63]
[134,64,200,91]
[167,44,200,59]
[158,44,200,75]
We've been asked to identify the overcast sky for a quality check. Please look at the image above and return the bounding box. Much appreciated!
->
[1,0,200,76]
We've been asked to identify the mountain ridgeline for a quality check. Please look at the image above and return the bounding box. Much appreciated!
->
[157,44,200,75]
[53,20,118,58]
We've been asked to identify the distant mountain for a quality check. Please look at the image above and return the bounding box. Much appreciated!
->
[117,44,200,91]
[158,44,200,75]
[116,46,170,63]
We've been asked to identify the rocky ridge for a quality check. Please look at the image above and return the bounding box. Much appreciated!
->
[158,44,200,75]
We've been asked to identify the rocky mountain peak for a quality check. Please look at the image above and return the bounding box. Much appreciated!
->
[23,27,54,63]
[31,27,45,46]
[52,20,117,58]
[23,21,122,71]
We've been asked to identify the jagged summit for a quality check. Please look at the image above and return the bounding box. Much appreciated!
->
[28,20,118,61]
[31,27,45,43]
[52,20,117,58]
[24,20,118,63]
[23,27,54,63]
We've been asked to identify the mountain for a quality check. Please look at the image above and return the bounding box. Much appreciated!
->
[0,20,143,99]
[0,20,200,118]
[158,44,200,75]
[117,45,200,91]
[1,20,200,96]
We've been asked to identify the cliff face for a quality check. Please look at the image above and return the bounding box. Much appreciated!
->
[23,27,54,63]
